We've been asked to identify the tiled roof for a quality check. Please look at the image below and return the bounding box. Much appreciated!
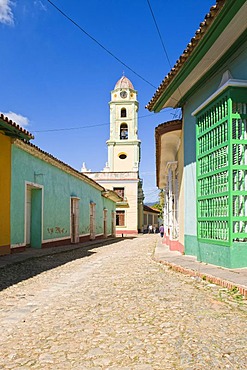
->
[143,204,160,214]
[0,113,34,140]
[114,76,134,90]
[146,0,226,111]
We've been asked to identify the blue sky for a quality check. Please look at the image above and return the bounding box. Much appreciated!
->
[0,0,214,202]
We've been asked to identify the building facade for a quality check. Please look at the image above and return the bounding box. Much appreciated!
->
[147,0,247,268]
[0,114,33,255]
[155,120,184,252]
[82,76,144,235]
[143,205,160,233]
[0,114,120,255]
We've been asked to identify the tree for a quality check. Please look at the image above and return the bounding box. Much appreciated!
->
[152,190,164,218]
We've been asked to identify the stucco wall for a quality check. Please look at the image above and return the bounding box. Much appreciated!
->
[96,180,139,233]
[11,144,116,247]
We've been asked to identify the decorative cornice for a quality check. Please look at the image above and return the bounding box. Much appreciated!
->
[192,79,247,116]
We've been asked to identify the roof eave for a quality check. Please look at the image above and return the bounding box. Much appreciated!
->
[102,190,123,203]
[147,0,246,112]
[0,114,34,140]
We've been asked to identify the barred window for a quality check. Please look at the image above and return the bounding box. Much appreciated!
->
[116,210,125,226]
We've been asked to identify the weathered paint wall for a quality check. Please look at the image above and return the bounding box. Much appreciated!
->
[183,41,247,267]
[11,144,116,248]
[0,133,11,255]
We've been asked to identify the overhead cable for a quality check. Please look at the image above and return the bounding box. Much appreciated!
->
[46,0,157,89]
[146,0,183,103]
[32,111,172,133]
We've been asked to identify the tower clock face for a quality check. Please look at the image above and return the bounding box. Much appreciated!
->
[120,90,127,99]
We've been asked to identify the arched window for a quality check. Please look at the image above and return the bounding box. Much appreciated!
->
[121,108,127,118]
[120,123,128,140]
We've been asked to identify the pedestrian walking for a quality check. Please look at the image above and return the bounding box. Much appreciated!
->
[159,224,164,237]
[148,224,153,234]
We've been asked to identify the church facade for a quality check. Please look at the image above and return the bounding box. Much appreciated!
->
[82,76,144,235]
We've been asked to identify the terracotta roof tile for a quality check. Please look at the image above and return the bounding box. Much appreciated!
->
[0,113,34,140]
[146,0,226,111]
[143,204,160,213]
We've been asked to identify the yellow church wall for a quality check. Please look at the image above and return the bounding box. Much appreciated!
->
[0,133,11,255]
[112,145,134,172]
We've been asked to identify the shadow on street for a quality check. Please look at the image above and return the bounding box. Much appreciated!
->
[0,237,135,292]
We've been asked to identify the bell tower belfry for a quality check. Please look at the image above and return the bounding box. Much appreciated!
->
[105,76,141,173]
[82,75,144,235]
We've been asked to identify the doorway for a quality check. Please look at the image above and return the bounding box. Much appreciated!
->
[71,197,80,243]
[90,202,96,240]
[25,184,43,248]
[103,209,108,238]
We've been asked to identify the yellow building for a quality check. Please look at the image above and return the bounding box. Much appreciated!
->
[82,76,144,235]
[0,114,33,255]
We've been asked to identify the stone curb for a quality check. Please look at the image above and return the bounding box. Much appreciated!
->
[152,256,247,299]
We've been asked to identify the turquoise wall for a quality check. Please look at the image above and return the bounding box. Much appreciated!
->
[185,235,247,268]
[11,145,116,246]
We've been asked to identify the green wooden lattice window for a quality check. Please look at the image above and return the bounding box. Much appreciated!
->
[196,86,247,245]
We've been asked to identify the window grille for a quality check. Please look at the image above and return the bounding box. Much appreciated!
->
[116,210,125,226]
[196,87,247,245]
[113,187,124,198]
[120,123,128,140]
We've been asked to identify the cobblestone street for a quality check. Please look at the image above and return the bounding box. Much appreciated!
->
[0,235,246,370]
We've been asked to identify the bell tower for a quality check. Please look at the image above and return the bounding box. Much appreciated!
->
[82,75,144,235]
[105,76,141,173]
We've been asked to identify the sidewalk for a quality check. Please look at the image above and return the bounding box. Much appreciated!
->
[154,236,247,298]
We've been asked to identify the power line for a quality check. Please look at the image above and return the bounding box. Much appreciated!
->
[46,0,157,89]
[146,0,173,69]
[146,0,183,105]
[32,111,172,133]
[33,122,108,133]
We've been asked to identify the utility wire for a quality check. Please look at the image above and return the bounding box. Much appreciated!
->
[146,0,173,69]
[46,0,157,89]
[146,0,183,105]
[33,122,108,133]
[32,111,172,133]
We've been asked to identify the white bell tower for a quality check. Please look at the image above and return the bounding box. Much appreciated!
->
[105,76,141,173]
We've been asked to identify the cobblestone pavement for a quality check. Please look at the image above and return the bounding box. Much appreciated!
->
[0,235,246,370]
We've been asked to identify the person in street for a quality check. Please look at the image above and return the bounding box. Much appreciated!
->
[148,224,153,234]
[159,224,164,238]
[153,226,156,234]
